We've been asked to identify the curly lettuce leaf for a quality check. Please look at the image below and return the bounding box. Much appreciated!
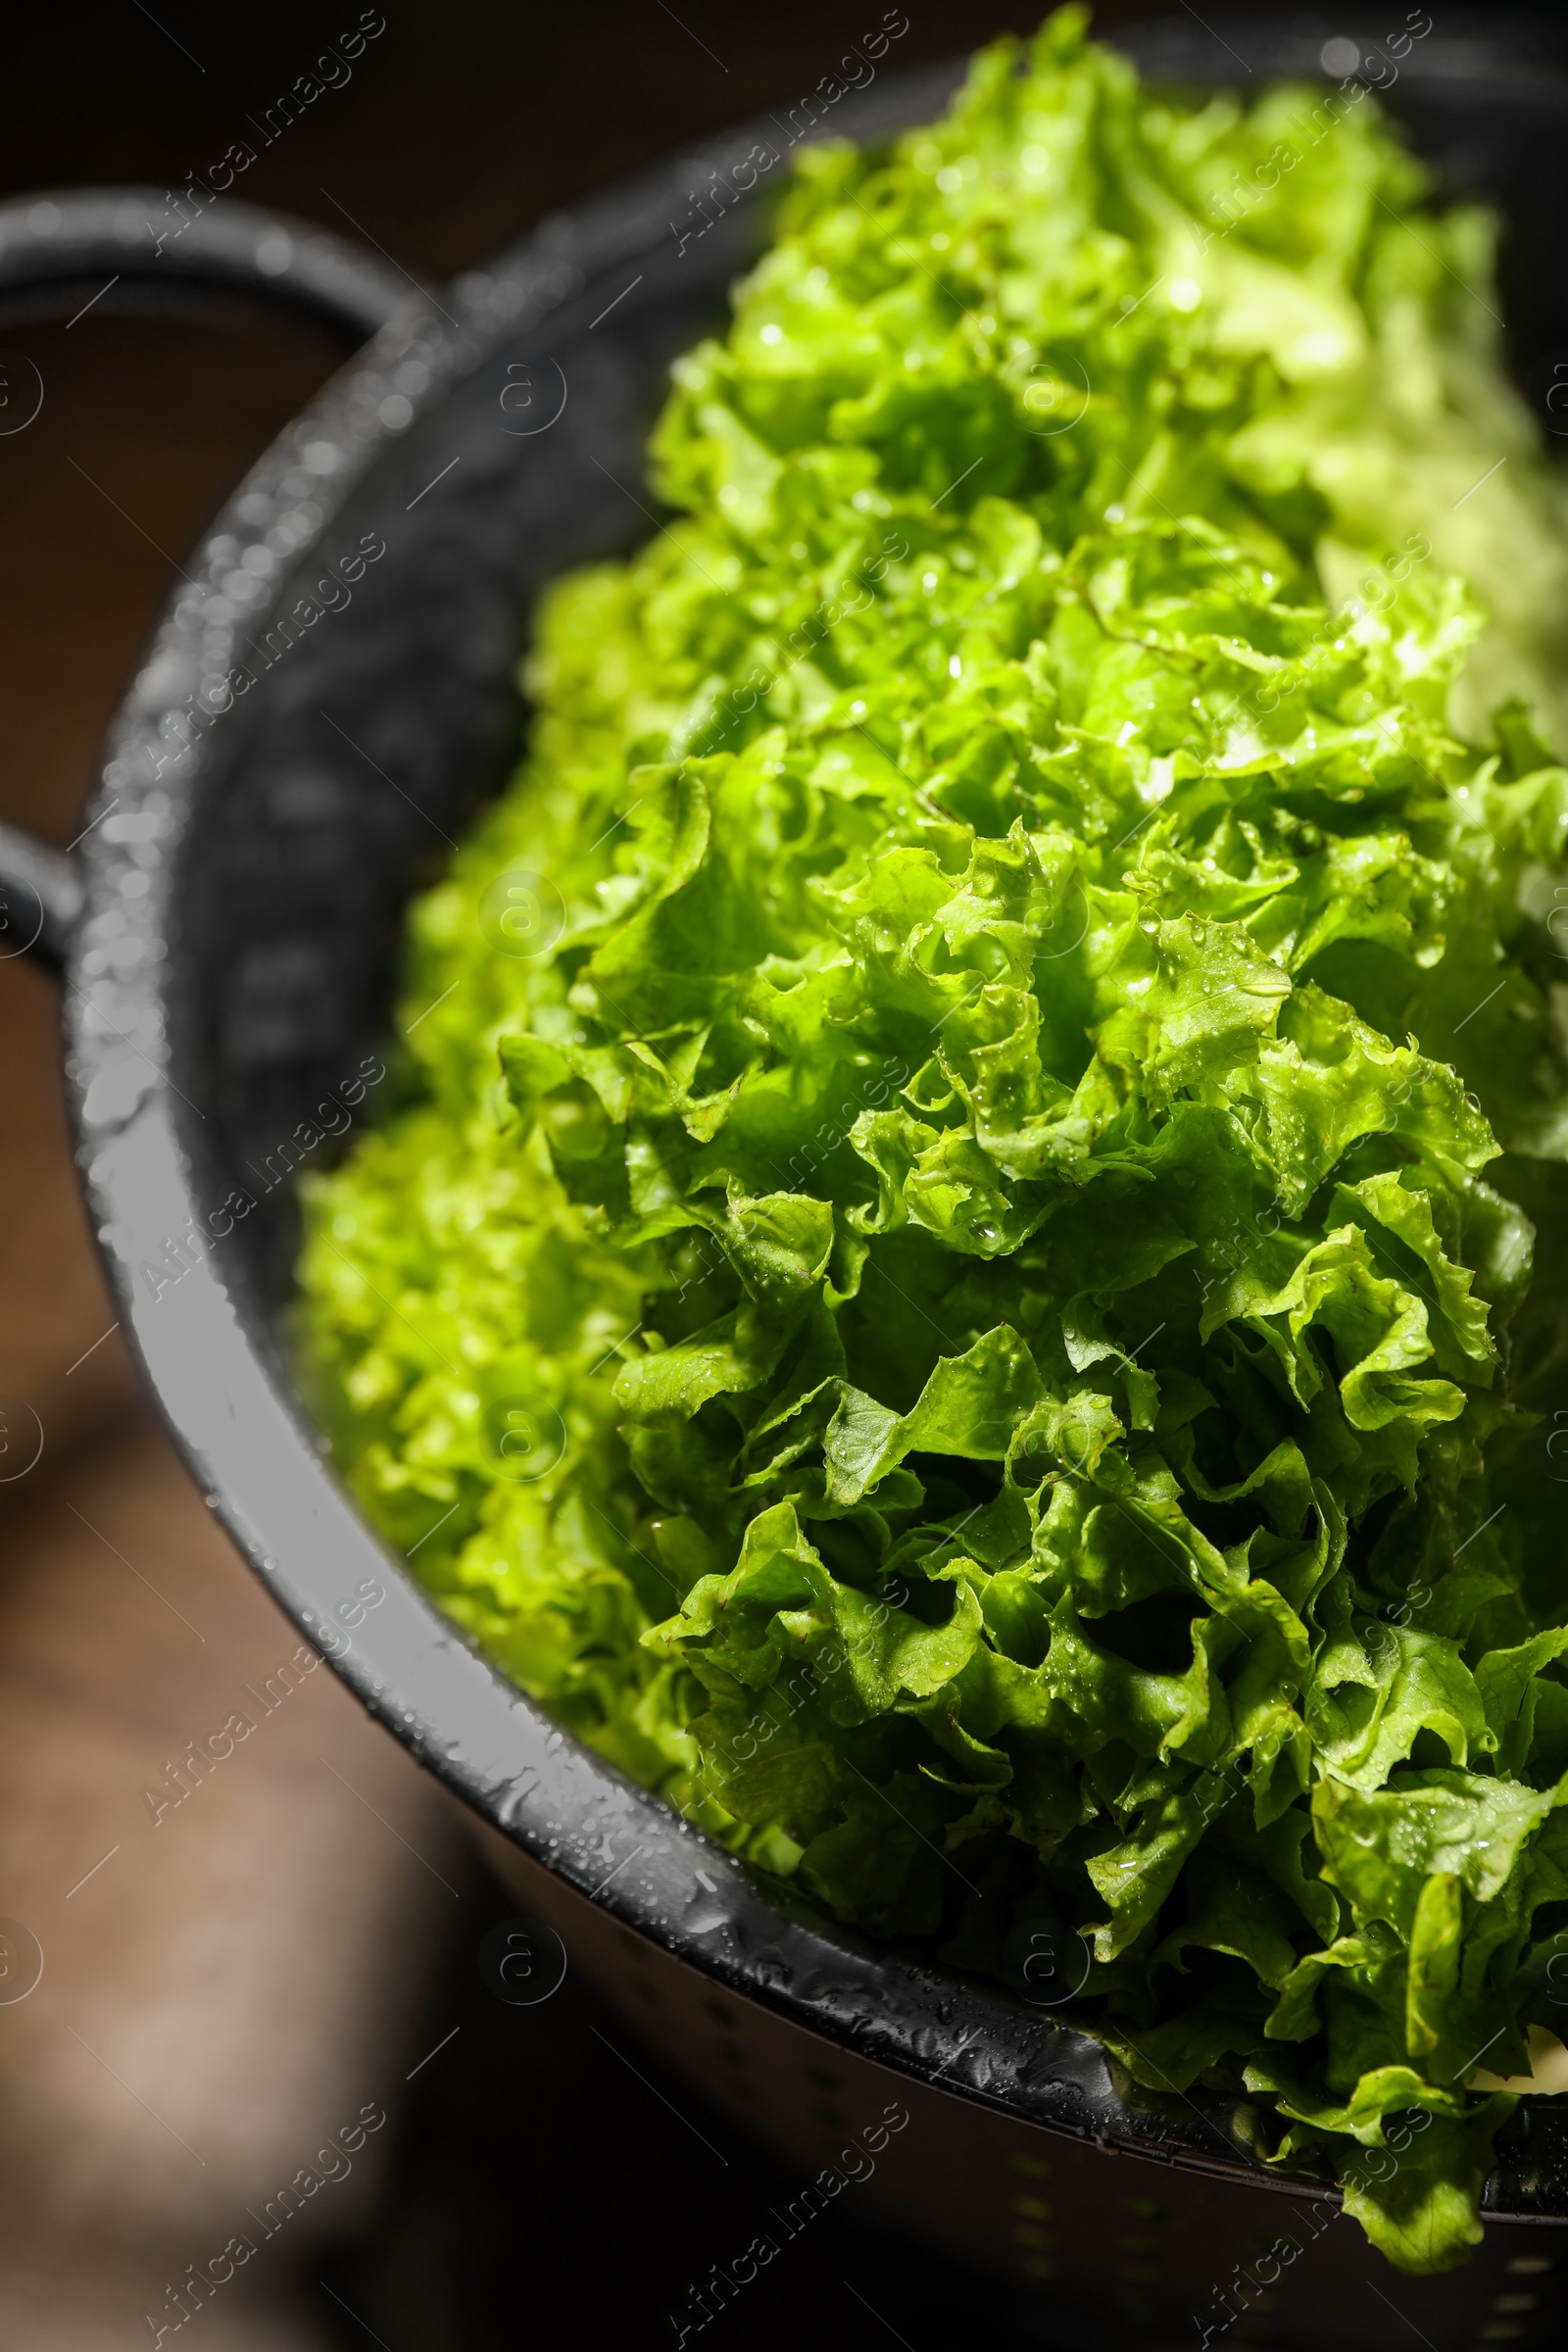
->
[297,7,1568,2275]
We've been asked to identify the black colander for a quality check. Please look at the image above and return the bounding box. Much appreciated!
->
[3,19,1567,2345]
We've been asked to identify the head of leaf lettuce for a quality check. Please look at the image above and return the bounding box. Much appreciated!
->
[297,7,1568,2275]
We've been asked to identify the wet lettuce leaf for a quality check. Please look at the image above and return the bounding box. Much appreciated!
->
[297,7,1568,2274]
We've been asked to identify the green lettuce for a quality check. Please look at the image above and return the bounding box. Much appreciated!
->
[297,7,1568,2272]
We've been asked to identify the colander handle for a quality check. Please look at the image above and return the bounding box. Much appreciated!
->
[0,187,417,970]
[0,822,80,967]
